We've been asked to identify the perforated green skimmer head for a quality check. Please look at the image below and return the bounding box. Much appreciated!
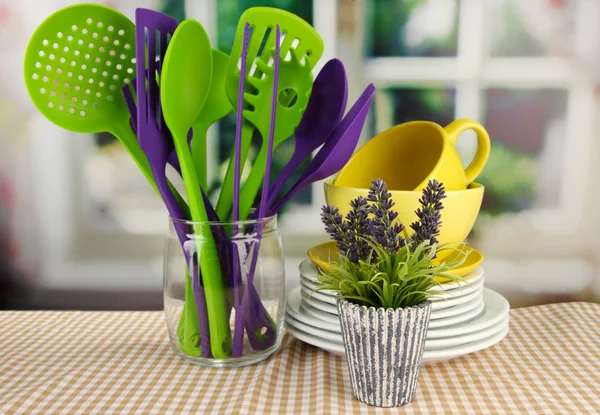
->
[23,4,136,135]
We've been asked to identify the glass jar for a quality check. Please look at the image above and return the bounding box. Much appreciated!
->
[163,214,286,367]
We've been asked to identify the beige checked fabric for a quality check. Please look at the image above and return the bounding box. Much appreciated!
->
[1,302,599,414]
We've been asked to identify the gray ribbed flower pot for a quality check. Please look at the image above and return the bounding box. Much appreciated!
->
[337,299,432,407]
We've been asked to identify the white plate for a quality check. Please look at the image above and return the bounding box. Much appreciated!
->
[426,316,509,348]
[302,299,340,324]
[430,294,483,319]
[428,298,485,328]
[287,288,341,332]
[300,280,337,305]
[422,322,510,364]
[286,314,342,342]
[299,259,484,290]
[285,290,509,363]
[285,317,510,364]
[300,282,483,314]
[301,290,338,314]
[427,288,510,339]
[429,276,485,301]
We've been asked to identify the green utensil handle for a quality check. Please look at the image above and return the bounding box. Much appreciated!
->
[215,122,255,220]
[238,144,274,221]
[177,268,202,356]
[191,121,210,191]
[111,121,191,218]
[172,128,232,359]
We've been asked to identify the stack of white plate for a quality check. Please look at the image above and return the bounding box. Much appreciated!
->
[285,260,510,364]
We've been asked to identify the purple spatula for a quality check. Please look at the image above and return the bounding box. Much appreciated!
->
[269,83,376,215]
[134,8,211,358]
[266,59,348,208]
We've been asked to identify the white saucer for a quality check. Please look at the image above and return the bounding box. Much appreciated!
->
[287,288,341,332]
[302,299,340,324]
[285,287,511,364]
[285,318,510,364]
[430,293,483,319]
[428,298,485,328]
[426,289,509,339]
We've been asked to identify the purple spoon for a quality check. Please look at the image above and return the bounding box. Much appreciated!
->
[266,59,348,208]
[134,8,211,357]
[236,25,281,353]
[269,83,376,215]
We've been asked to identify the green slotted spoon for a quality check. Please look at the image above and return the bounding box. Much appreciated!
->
[215,6,324,220]
[23,4,159,190]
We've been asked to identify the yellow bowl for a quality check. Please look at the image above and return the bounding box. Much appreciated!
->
[307,241,483,282]
[323,181,484,259]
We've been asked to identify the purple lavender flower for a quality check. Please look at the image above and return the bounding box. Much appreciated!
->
[410,179,446,247]
[321,204,349,255]
[368,179,405,253]
[343,196,371,262]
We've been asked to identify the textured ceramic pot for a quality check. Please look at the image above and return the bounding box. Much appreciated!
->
[337,299,432,407]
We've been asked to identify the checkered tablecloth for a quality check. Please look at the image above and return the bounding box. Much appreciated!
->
[1,302,599,414]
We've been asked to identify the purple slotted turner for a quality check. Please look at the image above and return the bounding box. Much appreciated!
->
[269,83,376,215]
[266,59,348,208]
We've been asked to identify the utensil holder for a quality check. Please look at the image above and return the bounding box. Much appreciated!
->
[163,214,286,367]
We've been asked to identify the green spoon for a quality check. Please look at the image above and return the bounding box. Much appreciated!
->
[215,6,324,220]
[161,19,232,359]
[191,49,233,191]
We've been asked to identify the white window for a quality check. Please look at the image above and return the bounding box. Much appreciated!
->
[28,0,600,295]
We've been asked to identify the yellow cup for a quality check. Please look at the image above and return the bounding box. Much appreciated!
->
[334,119,491,191]
[323,181,485,258]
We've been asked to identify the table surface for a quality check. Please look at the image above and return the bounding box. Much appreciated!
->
[1,302,599,414]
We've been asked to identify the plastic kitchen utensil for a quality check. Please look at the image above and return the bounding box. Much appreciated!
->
[216,6,324,220]
[237,47,312,221]
[269,84,376,215]
[235,25,281,356]
[133,8,211,358]
[23,4,160,192]
[230,22,250,358]
[191,49,233,191]
[161,19,232,359]
[266,59,348,208]
[335,119,491,191]
[324,181,485,260]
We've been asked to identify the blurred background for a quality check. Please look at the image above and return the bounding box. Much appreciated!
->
[1,0,599,310]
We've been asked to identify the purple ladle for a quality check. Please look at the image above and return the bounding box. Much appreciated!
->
[269,83,376,215]
[266,59,348,208]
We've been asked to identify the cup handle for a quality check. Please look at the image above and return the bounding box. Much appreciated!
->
[444,119,491,185]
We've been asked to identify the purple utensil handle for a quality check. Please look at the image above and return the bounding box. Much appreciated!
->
[134,8,212,357]
[269,84,376,215]
[266,59,348,208]
[231,22,252,358]
[240,25,281,350]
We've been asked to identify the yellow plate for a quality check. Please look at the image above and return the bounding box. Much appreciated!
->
[307,241,483,282]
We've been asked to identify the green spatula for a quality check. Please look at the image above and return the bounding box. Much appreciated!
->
[215,7,324,220]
